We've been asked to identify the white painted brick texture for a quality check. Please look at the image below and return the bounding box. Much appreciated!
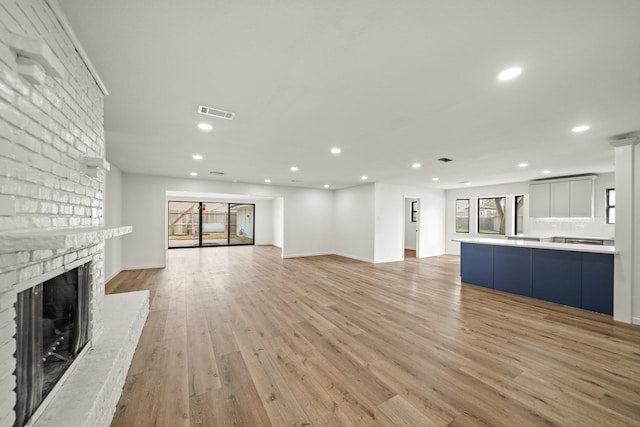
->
[0,1,134,426]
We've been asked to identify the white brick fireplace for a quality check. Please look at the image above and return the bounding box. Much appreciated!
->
[0,1,147,426]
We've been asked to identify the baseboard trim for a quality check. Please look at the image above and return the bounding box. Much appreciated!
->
[333,252,374,263]
[632,316,640,325]
[105,269,122,284]
[122,264,166,270]
[282,251,333,259]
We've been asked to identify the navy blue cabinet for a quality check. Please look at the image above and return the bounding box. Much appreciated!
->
[460,243,493,289]
[581,253,614,315]
[459,242,613,315]
[531,249,582,307]
[493,246,532,297]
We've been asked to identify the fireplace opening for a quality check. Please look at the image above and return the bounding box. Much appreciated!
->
[14,262,91,427]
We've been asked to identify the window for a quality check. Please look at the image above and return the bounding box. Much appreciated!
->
[606,188,615,224]
[515,195,524,235]
[478,197,506,234]
[455,199,470,233]
[411,201,417,222]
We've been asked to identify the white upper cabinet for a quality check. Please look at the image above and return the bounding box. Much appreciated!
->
[530,183,551,217]
[570,179,594,217]
[529,177,595,218]
[550,181,571,217]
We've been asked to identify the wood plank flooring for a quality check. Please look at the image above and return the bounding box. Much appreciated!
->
[106,246,640,426]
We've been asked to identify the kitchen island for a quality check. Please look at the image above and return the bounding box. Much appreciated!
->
[454,238,615,315]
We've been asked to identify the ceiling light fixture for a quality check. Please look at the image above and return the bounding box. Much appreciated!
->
[498,67,522,81]
[412,163,421,169]
[192,154,203,160]
[518,162,528,168]
[197,123,213,131]
[323,184,330,188]
[466,182,472,186]
[432,177,440,181]
[264,179,271,183]
[190,172,198,176]
[330,147,341,154]
[361,176,368,180]
[542,170,551,174]
[290,166,299,172]
[571,125,590,133]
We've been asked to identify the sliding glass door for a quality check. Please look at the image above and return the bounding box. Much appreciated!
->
[168,202,200,248]
[168,201,254,248]
[229,204,254,245]
[202,202,230,246]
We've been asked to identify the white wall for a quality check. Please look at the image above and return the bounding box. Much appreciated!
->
[334,184,375,262]
[272,197,284,249]
[121,173,334,268]
[404,198,417,250]
[105,165,123,282]
[445,173,615,255]
[282,188,334,258]
[374,183,446,263]
[612,141,640,324]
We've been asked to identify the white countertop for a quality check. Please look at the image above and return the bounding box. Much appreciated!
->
[454,237,616,254]
[510,234,614,241]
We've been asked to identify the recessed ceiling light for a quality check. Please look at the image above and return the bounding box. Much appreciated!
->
[192,154,203,160]
[330,147,341,154]
[412,163,421,169]
[518,162,528,168]
[432,177,440,181]
[197,123,213,131]
[542,170,551,174]
[466,182,472,186]
[290,166,299,172]
[323,184,330,188]
[571,125,590,133]
[264,179,271,183]
[361,175,368,180]
[190,172,198,176]
[498,67,522,81]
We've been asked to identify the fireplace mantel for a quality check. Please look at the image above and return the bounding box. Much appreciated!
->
[0,226,132,254]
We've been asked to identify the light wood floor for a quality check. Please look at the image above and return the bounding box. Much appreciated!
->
[106,246,640,426]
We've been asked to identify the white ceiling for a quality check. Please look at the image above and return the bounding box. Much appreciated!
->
[57,0,640,190]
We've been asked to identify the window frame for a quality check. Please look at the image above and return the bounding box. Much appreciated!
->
[606,188,615,224]
[477,196,506,235]
[411,201,417,223]
[514,195,524,235]
[455,199,470,233]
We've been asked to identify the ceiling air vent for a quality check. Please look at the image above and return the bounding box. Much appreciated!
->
[198,105,235,120]
[438,157,453,162]
[209,171,225,176]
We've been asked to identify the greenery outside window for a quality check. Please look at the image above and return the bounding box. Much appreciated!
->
[606,189,615,224]
[478,197,506,234]
[515,195,524,235]
[455,199,470,233]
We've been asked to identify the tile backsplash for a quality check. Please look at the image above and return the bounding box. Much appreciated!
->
[529,217,615,238]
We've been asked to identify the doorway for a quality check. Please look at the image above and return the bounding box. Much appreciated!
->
[168,201,255,248]
[404,198,419,258]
